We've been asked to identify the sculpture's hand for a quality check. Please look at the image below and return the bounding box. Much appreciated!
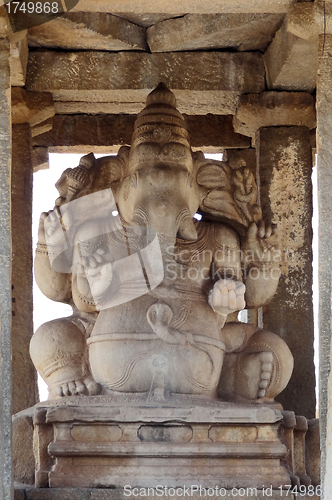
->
[82,246,114,300]
[39,207,73,247]
[209,279,246,316]
[242,220,279,264]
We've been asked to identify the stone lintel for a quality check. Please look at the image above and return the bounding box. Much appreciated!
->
[147,13,284,53]
[233,92,316,139]
[11,87,55,126]
[68,0,297,14]
[32,114,250,153]
[26,51,265,116]
[264,18,318,92]
[28,12,147,51]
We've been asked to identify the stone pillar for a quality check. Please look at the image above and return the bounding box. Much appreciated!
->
[317,33,332,498]
[256,126,315,419]
[0,38,13,500]
[11,123,38,414]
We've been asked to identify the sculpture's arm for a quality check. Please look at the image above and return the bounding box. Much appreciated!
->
[208,224,245,327]
[241,221,280,308]
[35,211,72,303]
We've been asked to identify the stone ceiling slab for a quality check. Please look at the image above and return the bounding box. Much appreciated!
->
[68,0,297,14]
[26,51,265,115]
[28,12,147,51]
[147,13,284,52]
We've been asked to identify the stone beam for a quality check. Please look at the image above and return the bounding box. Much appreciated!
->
[317,34,332,498]
[0,38,12,500]
[32,114,250,153]
[68,0,296,14]
[26,51,265,115]
[264,10,318,92]
[28,12,147,51]
[233,92,316,139]
[31,117,53,138]
[147,14,284,53]
[11,88,54,126]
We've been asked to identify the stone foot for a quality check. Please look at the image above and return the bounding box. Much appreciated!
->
[238,351,273,400]
[52,375,100,398]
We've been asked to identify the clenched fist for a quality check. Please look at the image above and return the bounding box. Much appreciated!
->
[209,279,246,316]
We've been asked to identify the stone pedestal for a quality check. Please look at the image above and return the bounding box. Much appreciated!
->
[31,398,290,490]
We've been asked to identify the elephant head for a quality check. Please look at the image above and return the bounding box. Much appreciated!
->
[117,83,201,243]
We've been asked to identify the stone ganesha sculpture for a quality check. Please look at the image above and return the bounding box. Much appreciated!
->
[30,83,293,402]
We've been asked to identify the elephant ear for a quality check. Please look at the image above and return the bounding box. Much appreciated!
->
[81,146,130,203]
[195,157,262,232]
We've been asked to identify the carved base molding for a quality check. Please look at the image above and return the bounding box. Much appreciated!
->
[30,397,291,489]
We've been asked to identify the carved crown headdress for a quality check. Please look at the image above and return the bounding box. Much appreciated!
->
[131,82,191,152]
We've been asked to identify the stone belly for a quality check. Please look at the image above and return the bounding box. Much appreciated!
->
[88,293,224,396]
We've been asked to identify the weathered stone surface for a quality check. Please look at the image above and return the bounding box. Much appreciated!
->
[293,416,310,485]
[257,126,315,419]
[114,13,181,28]
[26,51,265,115]
[31,401,289,489]
[305,419,320,487]
[264,20,318,92]
[31,117,53,138]
[147,14,284,52]
[316,33,332,498]
[233,92,316,139]
[68,0,297,14]
[12,124,38,414]
[0,6,11,37]
[183,114,250,149]
[11,88,54,126]
[32,114,250,153]
[0,37,12,500]
[32,147,49,173]
[12,409,35,485]
[54,101,151,115]
[28,12,147,51]
[287,2,318,42]
[10,31,28,87]
[56,100,240,116]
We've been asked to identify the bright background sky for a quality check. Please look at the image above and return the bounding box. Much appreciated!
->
[33,153,319,406]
